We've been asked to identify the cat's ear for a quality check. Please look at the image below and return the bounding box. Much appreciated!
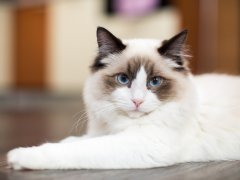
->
[91,27,126,72]
[97,27,126,56]
[158,30,188,66]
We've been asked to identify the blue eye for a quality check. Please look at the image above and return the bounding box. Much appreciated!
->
[116,74,129,85]
[149,77,162,87]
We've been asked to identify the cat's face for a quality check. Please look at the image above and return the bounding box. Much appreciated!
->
[87,27,190,118]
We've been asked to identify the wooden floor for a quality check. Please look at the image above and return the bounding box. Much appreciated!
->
[1,91,240,180]
[1,160,240,180]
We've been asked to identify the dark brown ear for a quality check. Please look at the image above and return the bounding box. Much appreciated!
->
[96,26,126,56]
[158,30,188,66]
[91,27,126,72]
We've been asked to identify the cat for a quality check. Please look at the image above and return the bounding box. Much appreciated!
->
[7,27,240,170]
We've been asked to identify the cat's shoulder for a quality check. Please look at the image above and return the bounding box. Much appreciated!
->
[192,73,240,94]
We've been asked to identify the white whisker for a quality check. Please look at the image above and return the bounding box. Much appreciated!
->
[69,104,118,135]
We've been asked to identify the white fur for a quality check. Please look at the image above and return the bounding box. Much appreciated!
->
[7,39,240,170]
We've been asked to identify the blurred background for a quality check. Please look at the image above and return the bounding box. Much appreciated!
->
[0,0,239,154]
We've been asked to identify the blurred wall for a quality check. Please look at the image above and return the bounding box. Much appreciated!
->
[0,0,239,92]
[0,3,13,90]
[47,0,180,92]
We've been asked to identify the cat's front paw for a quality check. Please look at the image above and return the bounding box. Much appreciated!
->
[7,147,45,170]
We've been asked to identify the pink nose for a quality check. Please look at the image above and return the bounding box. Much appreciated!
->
[132,99,143,108]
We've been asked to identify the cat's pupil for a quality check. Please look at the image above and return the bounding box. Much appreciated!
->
[152,78,158,84]
[149,77,161,87]
[121,76,127,83]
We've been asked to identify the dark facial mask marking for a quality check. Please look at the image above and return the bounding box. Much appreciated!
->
[102,57,176,101]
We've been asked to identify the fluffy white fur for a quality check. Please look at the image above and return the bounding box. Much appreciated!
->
[7,38,240,170]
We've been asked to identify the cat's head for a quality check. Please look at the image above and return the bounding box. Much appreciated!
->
[85,27,193,118]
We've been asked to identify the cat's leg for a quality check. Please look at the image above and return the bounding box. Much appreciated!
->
[7,129,176,170]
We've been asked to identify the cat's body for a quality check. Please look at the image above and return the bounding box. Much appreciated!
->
[7,27,240,170]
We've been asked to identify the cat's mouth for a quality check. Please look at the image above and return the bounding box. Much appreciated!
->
[117,107,146,118]
[116,106,157,119]
[114,102,154,118]
[127,108,155,118]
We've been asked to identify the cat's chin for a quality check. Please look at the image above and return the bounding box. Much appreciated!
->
[126,111,147,119]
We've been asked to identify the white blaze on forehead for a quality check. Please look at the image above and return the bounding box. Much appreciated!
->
[131,66,147,100]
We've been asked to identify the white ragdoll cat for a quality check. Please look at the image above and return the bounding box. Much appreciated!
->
[7,27,240,170]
